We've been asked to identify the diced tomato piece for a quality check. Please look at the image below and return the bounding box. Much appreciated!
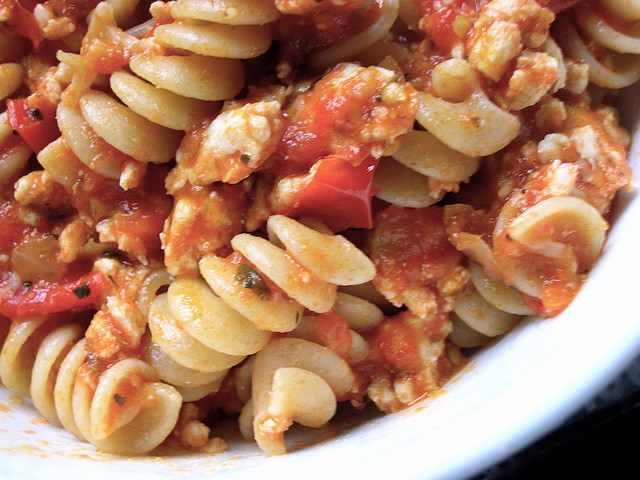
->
[369,205,463,288]
[8,0,44,49]
[415,0,479,50]
[370,314,422,372]
[6,98,60,153]
[314,310,352,358]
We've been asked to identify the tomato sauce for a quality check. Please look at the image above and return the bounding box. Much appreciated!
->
[369,315,422,372]
[90,167,171,257]
[354,308,464,411]
[7,0,45,49]
[280,154,380,232]
[416,0,481,50]
[313,310,352,359]
[6,97,60,153]
[271,61,417,231]
[370,205,464,290]
[276,64,378,174]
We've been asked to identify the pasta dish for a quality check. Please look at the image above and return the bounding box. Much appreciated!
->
[0,0,636,457]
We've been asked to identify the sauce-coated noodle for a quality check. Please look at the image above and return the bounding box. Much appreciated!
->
[0,0,635,458]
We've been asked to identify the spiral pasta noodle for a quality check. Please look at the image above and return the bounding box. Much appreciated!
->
[365,51,480,207]
[71,357,182,454]
[146,215,374,409]
[54,0,282,187]
[241,337,356,455]
[554,0,640,89]
[415,58,521,158]
[0,0,637,463]
[0,316,182,454]
[0,111,31,185]
[1,318,88,439]
[1,317,62,400]
[374,128,480,208]
[146,278,267,398]
[493,192,610,313]
[444,154,618,320]
[284,292,384,368]
[199,215,376,330]
[153,0,278,59]
[53,3,173,186]
[107,0,274,129]
[449,262,536,348]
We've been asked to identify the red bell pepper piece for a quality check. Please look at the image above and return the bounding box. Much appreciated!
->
[7,0,44,49]
[282,154,380,232]
[0,271,109,318]
[5,98,60,153]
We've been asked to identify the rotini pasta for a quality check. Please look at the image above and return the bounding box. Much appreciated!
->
[199,214,376,331]
[374,128,480,207]
[449,262,536,348]
[0,314,182,454]
[0,0,636,464]
[246,337,356,455]
[554,0,640,89]
[53,4,167,186]
[71,357,182,454]
[145,214,375,432]
[415,59,522,157]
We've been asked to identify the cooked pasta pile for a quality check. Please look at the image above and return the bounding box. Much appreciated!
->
[0,0,636,456]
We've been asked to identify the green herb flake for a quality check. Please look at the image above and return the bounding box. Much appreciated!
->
[72,283,91,299]
[113,394,127,406]
[235,264,270,298]
[240,153,251,164]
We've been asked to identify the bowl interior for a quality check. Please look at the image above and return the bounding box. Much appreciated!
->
[2,90,640,480]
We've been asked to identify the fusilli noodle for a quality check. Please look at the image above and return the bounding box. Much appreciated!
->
[555,0,640,89]
[0,0,636,461]
[242,337,356,455]
[0,314,182,454]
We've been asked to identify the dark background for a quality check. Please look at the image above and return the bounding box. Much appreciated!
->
[471,354,640,479]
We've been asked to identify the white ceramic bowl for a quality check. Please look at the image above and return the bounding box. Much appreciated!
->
[2,90,639,480]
